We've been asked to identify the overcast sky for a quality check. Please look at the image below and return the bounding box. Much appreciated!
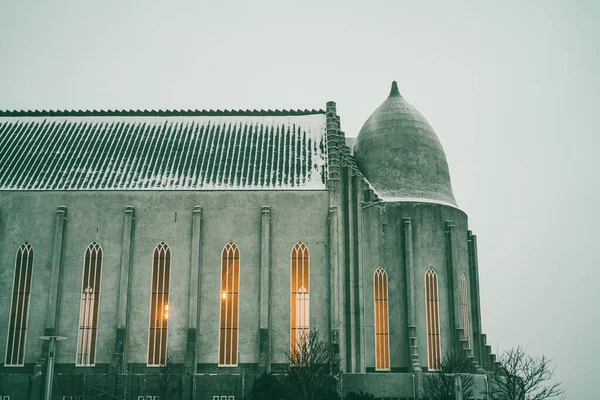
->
[1,0,598,397]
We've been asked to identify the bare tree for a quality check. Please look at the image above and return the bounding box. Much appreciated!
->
[424,353,476,400]
[155,354,183,400]
[488,347,564,400]
[282,330,341,400]
[249,330,340,400]
[57,373,85,399]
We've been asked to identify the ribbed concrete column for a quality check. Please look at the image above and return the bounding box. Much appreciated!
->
[189,206,202,371]
[403,217,421,371]
[445,222,461,353]
[468,231,484,366]
[45,206,67,334]
[259,206,272,372]
[356,177,366,373]
[346,168,357,372]
[330,206,346,373]
[481,334,489,369]
[116,205,135,367]
[118,206,135,328]
[329,207,339,342]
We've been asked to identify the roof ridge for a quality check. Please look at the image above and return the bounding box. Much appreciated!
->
[0,108,326,117]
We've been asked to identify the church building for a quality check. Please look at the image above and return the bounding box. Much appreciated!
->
[0,82,498,399]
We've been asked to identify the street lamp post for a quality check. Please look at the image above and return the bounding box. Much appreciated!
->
[39,335,67,400]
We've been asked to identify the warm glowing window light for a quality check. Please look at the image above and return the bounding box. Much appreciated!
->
[374,267,390,370]
[460,274,470,348]
[291,241,310,358]
[148,242,171,366]
[425,267,441,370]
[219,242,240,366]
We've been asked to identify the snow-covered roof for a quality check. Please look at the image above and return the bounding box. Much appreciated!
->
[0,110,328,190]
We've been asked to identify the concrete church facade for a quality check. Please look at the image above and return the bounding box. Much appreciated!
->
[0,82,498,399]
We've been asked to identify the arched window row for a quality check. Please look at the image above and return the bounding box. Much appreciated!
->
[5,242,34,366]
[425,267,441,370]
[291,241,310,359]
[374,267,390,370]
[76,242,103,366]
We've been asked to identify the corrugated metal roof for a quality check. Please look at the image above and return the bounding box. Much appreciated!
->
[0,111,328,190]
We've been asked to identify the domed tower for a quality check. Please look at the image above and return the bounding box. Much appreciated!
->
[347,82,487,395]
[353,81,456,206]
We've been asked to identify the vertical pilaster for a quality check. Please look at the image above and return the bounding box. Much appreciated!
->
[481,334,489,369]
[468,231,484,366]
[329,207,340,345]
[346,167,357,372]
[116,205,134,368]
[45,206,67,334]
[326,100,346,373]
[118,206,135,327]
[403,217,421,371]
[330,206,346,373]
[188,206,202,371]
[445,221,461,353]
[259,206,272,372]
[356,177,366,373]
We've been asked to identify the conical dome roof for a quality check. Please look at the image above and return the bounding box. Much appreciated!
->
[353,82,457,206]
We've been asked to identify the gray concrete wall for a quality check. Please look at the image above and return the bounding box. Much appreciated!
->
[342,372,416,398]
[361,201,472,371]
[0,190,330,368]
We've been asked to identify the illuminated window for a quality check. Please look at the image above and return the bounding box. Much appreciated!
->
[5,242,34,366]
[290,241,309,357]
[219,242,240,366]
[425,267,441,370]
[460,273,470,347]
[148,242,171,366]
[76,242,102,366]
[374,267,390,370]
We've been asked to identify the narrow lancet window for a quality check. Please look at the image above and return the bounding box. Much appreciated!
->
[5,242,34,366]
[148,242,171,366]
[460,273,470,347]
[219,242,240,366]
[291,241,309,357]
[76,242,102,366]
[374,267,390,370]
[425,267,441,370]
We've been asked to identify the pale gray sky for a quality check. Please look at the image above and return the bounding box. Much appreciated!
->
[1,0,598,397]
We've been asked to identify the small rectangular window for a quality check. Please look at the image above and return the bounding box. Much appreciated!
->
[228,397,235,400]
[212,397,219,400]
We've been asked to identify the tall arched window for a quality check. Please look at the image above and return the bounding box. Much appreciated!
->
[219,242,240,366]
[291,241,309,357]
[148,242,171,366]
[374,267,390,370]
[76,242,102,366]
[460,273,470,348]
[5,242,34,366]
[425,267,441,370]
